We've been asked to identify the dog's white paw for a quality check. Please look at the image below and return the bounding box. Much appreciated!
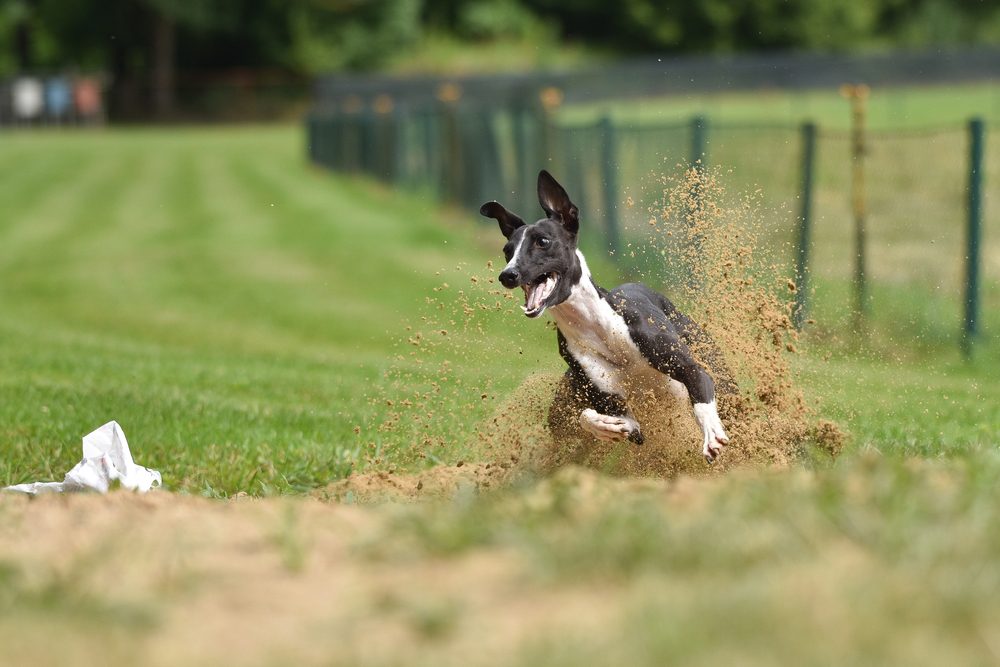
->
[692,401,729,463]
[579,408,641,443]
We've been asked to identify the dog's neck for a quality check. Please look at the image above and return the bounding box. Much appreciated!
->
[548,250,608,329]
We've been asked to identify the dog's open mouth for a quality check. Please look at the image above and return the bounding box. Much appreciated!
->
[522,273,558,318]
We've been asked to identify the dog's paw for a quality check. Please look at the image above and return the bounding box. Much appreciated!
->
[579,409,642,444]
[701,424,729,463]
[692,402,730,463]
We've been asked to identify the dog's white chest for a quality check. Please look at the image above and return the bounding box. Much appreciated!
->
[550,283,654,397]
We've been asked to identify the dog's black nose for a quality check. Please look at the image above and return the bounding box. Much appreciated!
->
[498,269,520,288]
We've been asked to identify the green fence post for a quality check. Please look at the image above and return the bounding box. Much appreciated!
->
[421,109,438,195]
[599,115,621,258]
[962,117,986,358]
[306,114,317,164]
[512,103,534,212]
[337,113,347,171]
[319,115,331,167]
[315,115,328,167]
[391,106,406,186]
[685,115,710,286]
[346,113,363,173]
[478,109,503,209]
[690,115,708,168]
[360,108,376,175]
[458,111,483,210]
[793,122,818,330]
[439,102,462,203]
[373,111,388,181]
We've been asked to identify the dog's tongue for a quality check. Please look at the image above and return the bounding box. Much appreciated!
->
[523,275,557,316]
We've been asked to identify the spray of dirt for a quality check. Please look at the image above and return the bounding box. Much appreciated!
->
[620,166,844,472]
[342,167,843,500]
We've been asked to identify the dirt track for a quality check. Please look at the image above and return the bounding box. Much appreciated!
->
[0,472,642,667]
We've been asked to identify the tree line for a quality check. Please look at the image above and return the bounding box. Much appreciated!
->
[2,0,998,119]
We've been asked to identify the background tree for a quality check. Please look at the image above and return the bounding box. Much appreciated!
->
[2,0,998,120]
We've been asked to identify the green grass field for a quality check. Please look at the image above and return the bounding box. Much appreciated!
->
[1,125,1000,665]
[1,125,996,496]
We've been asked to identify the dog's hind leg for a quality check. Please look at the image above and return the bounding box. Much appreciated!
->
[579,408,642,443]
[548,369,644,446]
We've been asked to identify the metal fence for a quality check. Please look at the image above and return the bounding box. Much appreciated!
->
[306,94,994,355]
[314,47,1000,110]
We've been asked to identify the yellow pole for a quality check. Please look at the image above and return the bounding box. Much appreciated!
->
[840,83,870,329]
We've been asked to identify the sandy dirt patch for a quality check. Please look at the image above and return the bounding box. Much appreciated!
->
[0,472,643,667]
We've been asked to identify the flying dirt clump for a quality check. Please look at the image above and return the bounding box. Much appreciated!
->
[349,167,843,498]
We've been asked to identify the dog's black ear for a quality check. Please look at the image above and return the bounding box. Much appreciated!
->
[480,201,526,239]
[537,170,579,235]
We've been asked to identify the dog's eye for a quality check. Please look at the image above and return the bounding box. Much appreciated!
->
[536,237,551,249]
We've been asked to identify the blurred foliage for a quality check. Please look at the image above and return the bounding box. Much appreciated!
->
[3,0,999,79]
[455,0,550,41]
[1,0,998,115]
[286,0,422,71]
[521,0,1000,52]
[0,0,422,76]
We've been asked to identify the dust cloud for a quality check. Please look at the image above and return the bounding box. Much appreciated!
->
[349,167,843,500]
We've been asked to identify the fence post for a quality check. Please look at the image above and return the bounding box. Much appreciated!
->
[684,115,710,287]
[421,109,438,195]
[337,109,353,172]
[371,94,394,182]
[306,114,317,164]
[391,106,406,186]
[690,115,708,168]
[435,83,463,202]
[842,84,870,330]
[477,109,503,210]
[962,117,985,358]
[512,102,536,212]
[440,109,461,202]
[599,115,621,258]
[538,86,563,168]
[793,122,818,329]
[360,107,377,175]
[319,115,332,167]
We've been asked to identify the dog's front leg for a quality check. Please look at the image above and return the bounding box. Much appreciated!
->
[692,401,729,462]
[632,328,730,462]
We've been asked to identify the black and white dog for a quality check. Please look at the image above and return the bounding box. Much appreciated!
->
[481,171,731,462]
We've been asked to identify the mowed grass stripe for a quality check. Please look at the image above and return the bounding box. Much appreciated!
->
[4,151,202,349]
[40,151,145,268]
[223,153,426,333]
[0,149,133,272]
[134,148,377,360]
[0,147,97,242]
[0,146,89,225]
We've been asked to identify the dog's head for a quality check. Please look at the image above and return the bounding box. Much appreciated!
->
[480,170,583,318]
